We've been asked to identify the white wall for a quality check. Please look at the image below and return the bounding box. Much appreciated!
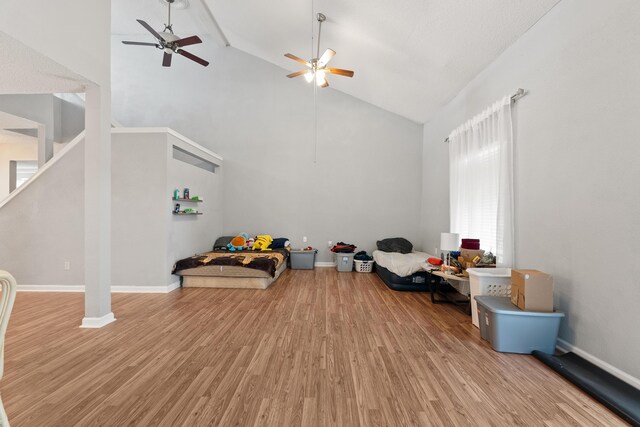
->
[421,0,640,380]
[110,131,223,288]
[0,1,113,322]
[167,134,223,284]
[0,141,85,287]
[0,94,86,145]
[111,132,169,288]
[0,95,56,143]
[112,42,423,261]
[1,129,220,290]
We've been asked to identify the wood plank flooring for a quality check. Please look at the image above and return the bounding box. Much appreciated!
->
[2,269,626,426]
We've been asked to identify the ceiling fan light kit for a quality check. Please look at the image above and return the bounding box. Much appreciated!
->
[284,12,354,88]
[122,0,209,67]
[158,0,189,10]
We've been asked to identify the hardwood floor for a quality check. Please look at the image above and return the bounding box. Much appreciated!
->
[2,269,626,426]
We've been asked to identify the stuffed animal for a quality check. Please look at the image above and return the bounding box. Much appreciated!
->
[245,237,255,249]
[252,235,273,251]
[227,233,249,251]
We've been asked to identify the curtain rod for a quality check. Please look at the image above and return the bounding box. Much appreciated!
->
[444,88,526,143]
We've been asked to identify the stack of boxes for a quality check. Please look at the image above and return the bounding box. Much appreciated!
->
[474,268,564,354]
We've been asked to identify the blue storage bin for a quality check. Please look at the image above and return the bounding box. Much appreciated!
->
[475,296,564,354]
[290,250,317,270]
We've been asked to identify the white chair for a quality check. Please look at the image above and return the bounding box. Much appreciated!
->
[0,271,17,427]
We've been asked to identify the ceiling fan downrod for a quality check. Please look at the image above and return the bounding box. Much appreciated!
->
[316,13,326,60]
[165,0,174,33]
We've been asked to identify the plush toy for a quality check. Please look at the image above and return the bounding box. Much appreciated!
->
[227,232,249,251]
[252,235,273,251]
[245,237,255,249]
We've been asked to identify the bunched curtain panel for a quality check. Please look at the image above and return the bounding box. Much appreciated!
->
[448,96,514,267]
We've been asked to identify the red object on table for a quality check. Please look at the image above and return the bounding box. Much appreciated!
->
[461,239,480,250]
[427,257,443,266]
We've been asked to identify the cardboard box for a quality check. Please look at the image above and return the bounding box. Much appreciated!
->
[510,269,554,312]
[460,249,484,263]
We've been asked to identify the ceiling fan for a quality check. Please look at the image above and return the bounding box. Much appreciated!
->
[284,13,354,88]
[121,0,209,67]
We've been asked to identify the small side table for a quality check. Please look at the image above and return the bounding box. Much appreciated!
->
[429,270,471,314]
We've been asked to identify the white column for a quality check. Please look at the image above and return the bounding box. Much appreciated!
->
[37,124,52,167]
[81,84,114,328]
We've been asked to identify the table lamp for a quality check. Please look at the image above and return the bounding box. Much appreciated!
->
[440,232,460,275]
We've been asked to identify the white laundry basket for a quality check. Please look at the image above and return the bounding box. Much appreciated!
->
[467,268,512,328]
[354,260,374,273]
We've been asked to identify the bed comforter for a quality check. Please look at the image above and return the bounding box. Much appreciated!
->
[173,249,288,278]
[372,250,435,277]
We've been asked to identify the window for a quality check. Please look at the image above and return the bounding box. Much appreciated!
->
[9,160,38,193]
[448,96,514,266]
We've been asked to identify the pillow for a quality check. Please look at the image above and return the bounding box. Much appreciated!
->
[376,237,413,254]
[213,236,234,251]
[271,238,290,249]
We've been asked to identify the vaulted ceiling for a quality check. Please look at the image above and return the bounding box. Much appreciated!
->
[112,0,560,123]
[0,32,88,94]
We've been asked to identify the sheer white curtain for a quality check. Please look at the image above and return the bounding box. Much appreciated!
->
[448,96,514,267]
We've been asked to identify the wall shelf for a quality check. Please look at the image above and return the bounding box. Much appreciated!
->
[172,193,203,216]
[172,198,202,202]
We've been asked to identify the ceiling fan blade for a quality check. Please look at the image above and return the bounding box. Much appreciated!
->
[325,67,354,78]
[174,35,202,47]
[318,49,336,67]
[177,49,210,67]
[136,19,164,42]
[163,52,172,67]
[122,41,160,47]
[284,53,311,67]
[286,70,307,78]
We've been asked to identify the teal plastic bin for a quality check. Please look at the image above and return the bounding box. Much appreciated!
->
[475,296,564,354]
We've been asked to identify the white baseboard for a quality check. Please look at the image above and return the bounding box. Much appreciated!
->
[315,262,336,267]
[17,285,85,292]
[80,312,116,328]
[17,282,181,294]
[556,338,640,390]
[111,281,180,293]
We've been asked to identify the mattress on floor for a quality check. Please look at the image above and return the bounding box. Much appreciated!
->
[182,261,288,289]
[376,265,437,292]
